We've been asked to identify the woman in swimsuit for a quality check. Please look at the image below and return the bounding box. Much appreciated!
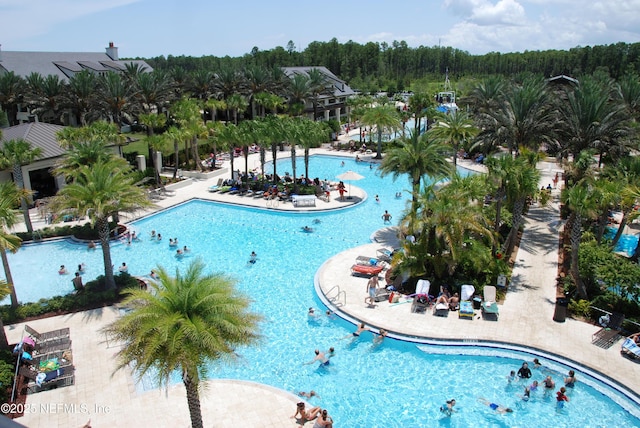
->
[564,370,577,388]
[313,409,333,428]
[291,402,321,423]
[342,323,367,340]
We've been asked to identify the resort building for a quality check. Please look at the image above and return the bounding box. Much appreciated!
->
[0,122,123,200]
[0,42,152,124]
[282,66,355,122]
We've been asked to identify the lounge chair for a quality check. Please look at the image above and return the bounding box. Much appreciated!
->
[32,336,72,355]
[457,284,475,319]
[376,248,394,262]
[351,264,384,277]
[592,313,625,349]
[412,280,432,314]
[25,325,70,343]
[481,286,499,320]
[621,335,640,360]
[355,256,386,266]
[19,365,75,394]
[208,178,224,192]
[217,185,232,194]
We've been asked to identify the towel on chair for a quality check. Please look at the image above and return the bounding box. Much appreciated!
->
[622,338,640,356]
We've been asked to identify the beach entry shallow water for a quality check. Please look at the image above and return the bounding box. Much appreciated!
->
[3,155,639,426]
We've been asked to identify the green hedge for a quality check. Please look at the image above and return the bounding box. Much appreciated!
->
[16,221,120,242]
[0,273,139,325]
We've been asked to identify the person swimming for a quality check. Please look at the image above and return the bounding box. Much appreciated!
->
[440,399,456,416]
[249,251,257,264]
[302,226,314,233]
[312,219,321,224]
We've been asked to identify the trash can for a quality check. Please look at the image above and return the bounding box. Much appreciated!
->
[553,297,569,322]
[473,297,482,310]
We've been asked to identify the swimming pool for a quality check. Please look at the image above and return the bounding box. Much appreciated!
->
[4,155,640,426]
[606,226,638,257]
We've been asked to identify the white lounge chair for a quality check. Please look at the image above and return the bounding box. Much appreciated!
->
[481,285,499,320]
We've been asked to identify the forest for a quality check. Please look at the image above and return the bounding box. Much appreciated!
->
[140,39,640,92]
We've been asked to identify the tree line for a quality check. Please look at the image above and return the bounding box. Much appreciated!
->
[141,39,640,92]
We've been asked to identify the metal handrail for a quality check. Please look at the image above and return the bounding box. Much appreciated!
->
[590,306,640,329]
[325,285,347,306]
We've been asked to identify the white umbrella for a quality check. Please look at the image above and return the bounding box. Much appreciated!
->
[336,170,364,199]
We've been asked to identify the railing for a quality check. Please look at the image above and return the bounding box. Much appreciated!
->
[325,285,346,307]
[590,306,640,330]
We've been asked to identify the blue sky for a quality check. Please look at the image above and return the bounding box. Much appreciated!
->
[1,0,639,58]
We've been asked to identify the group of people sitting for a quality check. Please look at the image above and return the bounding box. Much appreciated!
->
[435,287,460,311]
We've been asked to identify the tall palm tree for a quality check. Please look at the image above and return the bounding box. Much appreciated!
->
[164,126,188,180]
[557,75,631,166]
[64,70,98,126]
[138,113,168,185]
[0,71,25,125]
[0,139,43,233]
[562,181,598,299]
[102,259,262,428]
[0,280,13,349]
[0,181,28,308]
[306,68,333,121]
[171,99,206,171]
[500,153,541,256]
[216,124,242,181]
[476,77,555,155]
[407,92,431,136]
[379,132,452,221]
[133,70,174,116]
[360,104,401,159]
[286,74,312,117]
[50,160,152,290]
[429,110,479,166]
[96,72,136,127]
[226,94,248,125]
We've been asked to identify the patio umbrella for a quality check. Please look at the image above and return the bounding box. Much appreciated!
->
[336,170,364,199]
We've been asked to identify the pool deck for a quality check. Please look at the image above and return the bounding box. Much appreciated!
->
[5,138,640,426]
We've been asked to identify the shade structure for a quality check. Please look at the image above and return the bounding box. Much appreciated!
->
[336,170,364,199]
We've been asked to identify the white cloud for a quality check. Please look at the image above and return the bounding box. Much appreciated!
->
[444,0,526,25]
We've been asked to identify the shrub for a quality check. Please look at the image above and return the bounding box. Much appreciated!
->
[0,273,140,325]
[568,299,592,318]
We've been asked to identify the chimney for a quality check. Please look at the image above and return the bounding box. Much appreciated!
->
[105,41,118,60]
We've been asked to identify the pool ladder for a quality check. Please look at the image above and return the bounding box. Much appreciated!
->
[325,285,347,307]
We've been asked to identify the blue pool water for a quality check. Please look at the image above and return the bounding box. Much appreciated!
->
[606,226,638,256]
[4,155,640,426]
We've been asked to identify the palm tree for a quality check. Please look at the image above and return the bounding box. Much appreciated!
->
[476,77,555,156]
[226,94,248,125]
[0,280,13,349]
[379,132,452,221]
[603,156,640,246]
[64,70,98,126]
[164,126,187,180]
[407,92,431,136]
[429,110,479,166]
[500,153,541,256]
[50,160,152,290]
[0,139,43,233]
[96,72,136,127]
[562,181,598,299]
[360,104,401,159]
[286,74,312,117]
[557,75,631,166]
[216,124,242,182]
[0,71,25,125]
[171,99,206,171]
[134,70,174,116]
[102,259,262,428]
[0,181,28,308]
[306,68,333,121]
[138,113,168,185]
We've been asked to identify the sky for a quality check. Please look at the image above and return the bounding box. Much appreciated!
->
[1,0,639,59]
